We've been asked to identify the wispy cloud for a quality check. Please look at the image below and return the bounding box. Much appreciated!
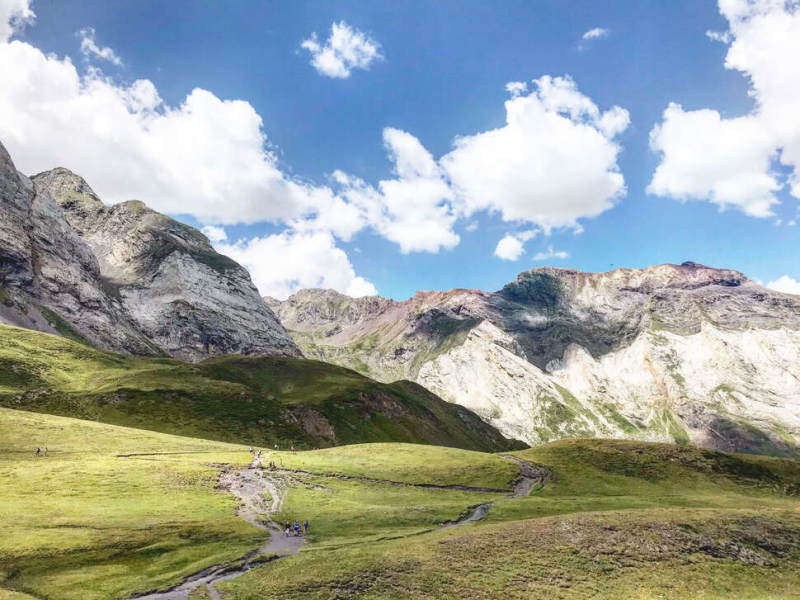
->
[532,245,569,261]
[78,27,122,65]
[579,27,609,50]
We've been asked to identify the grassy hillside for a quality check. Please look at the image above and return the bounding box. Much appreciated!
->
[2,408,799,599]
[0,324,520,452]
[217,439,800,600]
[0,408,519,599]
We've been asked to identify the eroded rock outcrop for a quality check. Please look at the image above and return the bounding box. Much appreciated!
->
[30,166,300,361]
[0,142,155,353]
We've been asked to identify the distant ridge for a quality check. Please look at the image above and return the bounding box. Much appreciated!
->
[269,262,800,457]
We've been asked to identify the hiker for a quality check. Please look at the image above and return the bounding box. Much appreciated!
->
[303,520,309,534]
[35,447,40,457]
[274,444,278,450]
[44,447,48,456]
[284,522,290,537]
[291,445,295,453]
[257,449,262,459]
[249,446,253,454]
[294,520,300,536]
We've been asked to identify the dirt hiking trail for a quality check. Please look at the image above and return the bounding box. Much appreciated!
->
[126,453,548,599]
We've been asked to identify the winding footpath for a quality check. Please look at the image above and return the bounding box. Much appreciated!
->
[125,454,549,599]
[128,460,304,600]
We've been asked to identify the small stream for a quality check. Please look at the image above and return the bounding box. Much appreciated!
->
[128,467,304,600]
[437,454,550,531]
[127,455,550,599]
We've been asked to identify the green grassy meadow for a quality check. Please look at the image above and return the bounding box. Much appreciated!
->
[1,405,799,599]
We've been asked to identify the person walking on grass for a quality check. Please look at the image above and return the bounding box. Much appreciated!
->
[303,520,309,534]
[35,447,40,457]
[44,447,48,456]
[284,522,290,537]
[294,520,300,536]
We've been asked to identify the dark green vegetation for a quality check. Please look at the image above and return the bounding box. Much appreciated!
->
[499,269,566,312]
[0,324,520,451]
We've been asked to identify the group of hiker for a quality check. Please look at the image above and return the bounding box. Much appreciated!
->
[246,446,312,538]
[285,519,309,537]
[249,447,283,469]
[34,447,48,457]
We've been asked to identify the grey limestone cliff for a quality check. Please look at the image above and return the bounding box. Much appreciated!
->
[270,264,800,457]
[0,139,300,361]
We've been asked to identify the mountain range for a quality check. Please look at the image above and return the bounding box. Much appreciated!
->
[268,264,800,457]
[2,137,799,457]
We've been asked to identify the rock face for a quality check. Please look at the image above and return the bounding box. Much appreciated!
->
[270,264,800,456]
[0,142,156,353]
[0,140,300,360]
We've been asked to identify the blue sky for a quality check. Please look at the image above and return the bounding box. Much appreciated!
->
[2,0,799,299]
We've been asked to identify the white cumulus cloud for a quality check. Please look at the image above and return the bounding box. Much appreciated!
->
[441,75,629,233]
[78,27,122,65]
[201,225,227,243]
[494,230,537,261]
[505,81,528,98]
[649,0,800,218]
[767,275,800,295]
[331,128,460,254]
[0,39,319,225]
[301,21,382,79]
[0,0,34,42]
[211,229,378,300]
[532,245,570,261]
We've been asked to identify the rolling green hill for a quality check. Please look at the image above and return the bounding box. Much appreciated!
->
[1,408,799,599]
[0,324,521,452]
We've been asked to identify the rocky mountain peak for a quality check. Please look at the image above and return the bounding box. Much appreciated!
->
[1,139,300,361]
[32,167,103,206]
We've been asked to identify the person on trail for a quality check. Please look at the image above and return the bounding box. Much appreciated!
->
[249,447,253,454]
[291,445,295,453]
[35,447,40,457]
[303,520,309,534]
[294,520,300,536]
[44,447,48,456]
[284,523,290,537]
[257,450,262,459]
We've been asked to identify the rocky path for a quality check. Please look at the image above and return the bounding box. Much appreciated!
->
[128,461,304,600]
[127,454,548,599]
